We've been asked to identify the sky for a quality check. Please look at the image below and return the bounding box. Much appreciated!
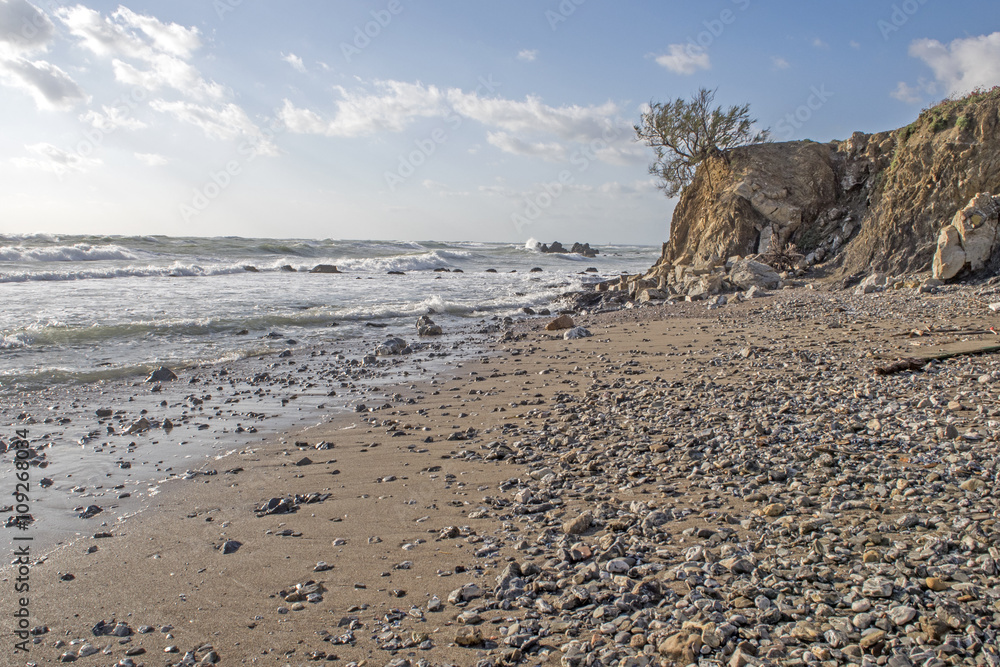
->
[0,1,998,244]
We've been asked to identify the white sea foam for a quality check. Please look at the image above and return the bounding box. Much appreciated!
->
[0,243,140,263]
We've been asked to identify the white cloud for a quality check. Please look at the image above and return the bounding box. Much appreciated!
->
[447,89,619,143]
[150,99,278,155]
[0,0,54,56]
[279,80,448,137]
[11,142,101,175]
[280,78,639,166]
[486,131,566,161]
[0,56,86,109]
[654,44,710,75]
[909,32,1000,97]
[850,41,862,50]
[890,80,928,104]
[113,6,200,58]
[813,38,829,49]
[771,56,790,70]
[134,152,167,166]
[56,5,222,100]
[111,53,225,100]
[282,51,305,73]
[516,49,537,62]
[81,104,148,131]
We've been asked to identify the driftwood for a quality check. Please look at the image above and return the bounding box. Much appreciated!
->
[875,344,1000,376]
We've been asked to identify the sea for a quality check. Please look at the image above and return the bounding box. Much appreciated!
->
[0,234,659,554]
[0,235,659,393]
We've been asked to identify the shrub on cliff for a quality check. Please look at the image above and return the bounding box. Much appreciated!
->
[635,87,770,197]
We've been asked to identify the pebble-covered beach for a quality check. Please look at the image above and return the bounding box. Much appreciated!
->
[5,279,1000,667]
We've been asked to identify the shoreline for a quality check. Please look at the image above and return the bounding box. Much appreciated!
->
[4,282,1000,666]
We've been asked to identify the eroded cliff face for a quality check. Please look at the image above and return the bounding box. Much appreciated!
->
[651,89,1000,283]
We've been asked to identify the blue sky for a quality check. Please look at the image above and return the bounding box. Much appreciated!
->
[0,0,998,244]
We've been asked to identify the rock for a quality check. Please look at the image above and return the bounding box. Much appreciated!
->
[564,327,592,340]
[862,577,893,598]
[744,285,768,299]
[545,315,574,331]
[220,540,241,554]
[124,417,151,435]
[145,366,177,383]
[730,259,781,290]
[562,512,592,535]
[280,265,297,272]
[243,265,258,272]
[79,505,103,519]
[924,576,949,591]
[933,225,968,280]
[454,627,482,647]
[888,605,917,626]
[375,337,408,356]
[416,315,443,336]
[638,288,666,302]
[447,583,482,603]
[309,264,341,273]
[658,632,702,664]
[96,408,113,418]
[762,503,785,517]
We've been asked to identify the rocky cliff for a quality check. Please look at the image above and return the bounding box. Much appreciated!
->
[647,87,1000,286]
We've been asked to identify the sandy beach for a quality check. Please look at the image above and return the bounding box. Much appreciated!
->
[6,281,1000,667]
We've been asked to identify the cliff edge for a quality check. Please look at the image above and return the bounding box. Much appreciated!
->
[648,88,1000,286]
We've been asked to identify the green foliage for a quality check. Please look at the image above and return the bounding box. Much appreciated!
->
[635,88,770,198]
[909,85,1000,137]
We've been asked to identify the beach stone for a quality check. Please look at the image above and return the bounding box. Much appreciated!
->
[888,605,917,626]
[220,540,241,554]
[447,583,482,604]
[454,627,482,647]
[564,326,592,340]
[658,632,702,664]
[562,512,592,535]
[545,314,574,331]
[862,577,893,598]
[762,503,785,517]
[375,337,408,356]
[309,264,341,273]
[124,417,152,435]
[145,366,177,383]
[924,577,948,591]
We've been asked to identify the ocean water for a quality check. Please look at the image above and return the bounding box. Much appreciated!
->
[0,235,659,393]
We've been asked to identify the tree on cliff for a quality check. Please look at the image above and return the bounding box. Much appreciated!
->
[635,88,769,197]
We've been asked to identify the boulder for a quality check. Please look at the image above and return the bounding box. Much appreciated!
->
[638,288,666,302]
[309,264,341,273]
[564,327,592,340]
[933,225,967,280]
[280,265,297,272]
[953,193,999,271]
[545,314,574,331]
[729,259,781,290]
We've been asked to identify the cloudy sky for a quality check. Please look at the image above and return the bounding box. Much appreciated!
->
[1,1,998,243]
